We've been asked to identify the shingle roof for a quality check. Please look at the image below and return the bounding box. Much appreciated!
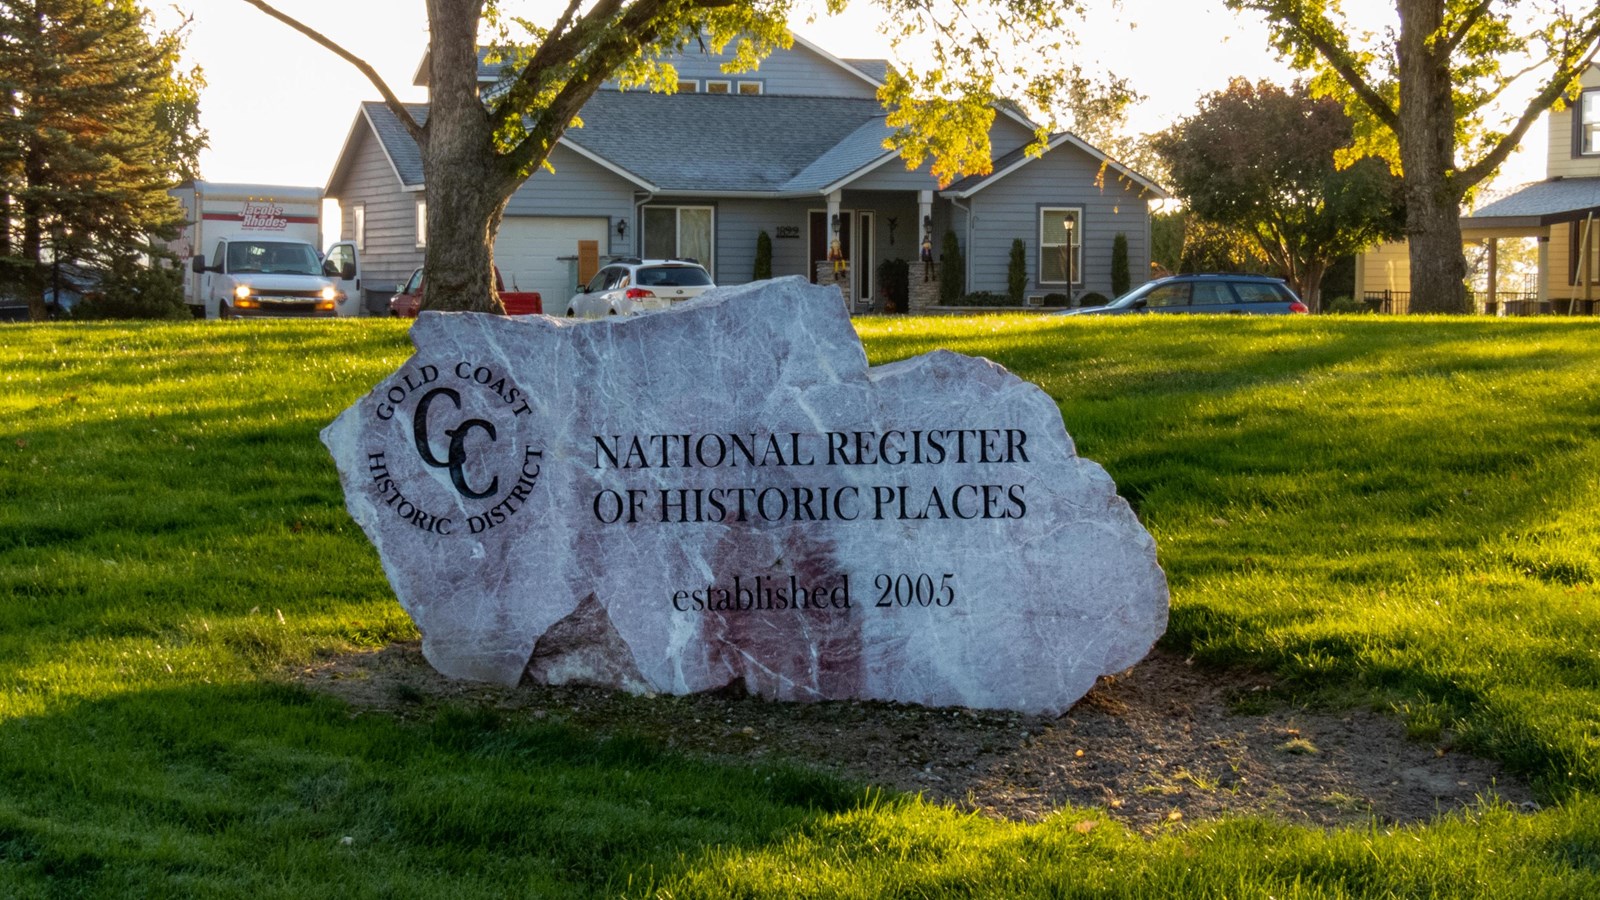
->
[780,117,897,192]
[843,58,889,83]
[365,92,891,195]
[561,91,889,192]
[1466,178,1600,226]
[363,103,430,187]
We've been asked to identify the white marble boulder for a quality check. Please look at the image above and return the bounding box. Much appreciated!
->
[322,277,1168,715]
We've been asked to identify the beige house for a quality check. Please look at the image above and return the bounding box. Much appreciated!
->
[1355,63,1600,314]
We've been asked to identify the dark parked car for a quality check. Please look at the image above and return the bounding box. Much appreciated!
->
[1056,274,1310,316]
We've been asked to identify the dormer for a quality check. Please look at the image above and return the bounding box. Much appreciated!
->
[1548,63,1600,179]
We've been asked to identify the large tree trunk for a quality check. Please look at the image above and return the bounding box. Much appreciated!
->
[1397,0,1469,314]
[419,0,509,315]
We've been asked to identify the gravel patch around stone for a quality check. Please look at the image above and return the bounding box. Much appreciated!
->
[297,642,1535,831]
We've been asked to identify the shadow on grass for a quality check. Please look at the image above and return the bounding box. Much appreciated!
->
[0,680,868,898]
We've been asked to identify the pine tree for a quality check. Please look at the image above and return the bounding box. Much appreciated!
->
[0,0,204,320]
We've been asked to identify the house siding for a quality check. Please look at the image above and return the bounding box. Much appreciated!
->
[635,41,881,99]
[1356,241,1412,297]
[847,160,942,192]
[1548,67,1600,180]
[506,144,637,257]
[988,114,1039,159]
[331,124,423,295]
[963,149,1153,297]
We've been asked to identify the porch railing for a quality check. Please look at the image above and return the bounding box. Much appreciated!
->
[1359,290,1594,316]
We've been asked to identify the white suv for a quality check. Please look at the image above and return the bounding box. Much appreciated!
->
[566,258,714,318]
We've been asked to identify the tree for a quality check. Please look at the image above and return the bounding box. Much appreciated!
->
[753,229,772,281]
[1110,232,1130,296]
[1006,238,1026,304]
[1227,0,1600,313]
[939,229,964,304]
[1153,79,1403,312]
[242,0,1094,313]
[0,0,204,321]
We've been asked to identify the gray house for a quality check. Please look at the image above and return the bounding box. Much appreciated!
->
[325,35,1165,313]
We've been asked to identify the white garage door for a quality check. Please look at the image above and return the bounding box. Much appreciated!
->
[494,216,610,309]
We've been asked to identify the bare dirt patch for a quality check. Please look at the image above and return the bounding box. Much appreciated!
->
[297,643,1535,831]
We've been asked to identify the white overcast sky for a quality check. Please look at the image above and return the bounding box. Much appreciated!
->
[167,0,1546,192]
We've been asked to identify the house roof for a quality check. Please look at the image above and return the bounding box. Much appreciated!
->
[562,92,892,193]
[347,92,897,197]
[1465,177,1600,228]
[782,117,903,193]
[942,132,1167,200]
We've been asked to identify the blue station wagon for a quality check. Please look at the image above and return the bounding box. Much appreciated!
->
[1057,274,1310,316]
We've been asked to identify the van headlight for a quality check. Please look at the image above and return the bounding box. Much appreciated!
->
[234,285,253,300]
[319,285,342,302]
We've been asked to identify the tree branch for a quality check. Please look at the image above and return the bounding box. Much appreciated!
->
[1457,33,1600,190]
[237,0,423,143]
[1289,17,1400,131]
[498,0,743,176]
[1442,0,1495,57]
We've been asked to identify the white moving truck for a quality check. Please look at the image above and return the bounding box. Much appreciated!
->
[168,181,361,319]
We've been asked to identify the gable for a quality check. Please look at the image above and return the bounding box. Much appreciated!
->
[417,35,884,100]
[942,133,1166,200]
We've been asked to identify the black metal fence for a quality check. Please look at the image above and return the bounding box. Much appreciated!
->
[1360,290,1598,316]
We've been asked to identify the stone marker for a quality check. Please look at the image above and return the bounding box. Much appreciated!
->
[322,277,1167,715]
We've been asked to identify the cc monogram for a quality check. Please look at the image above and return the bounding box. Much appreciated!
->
[412,387,500,500]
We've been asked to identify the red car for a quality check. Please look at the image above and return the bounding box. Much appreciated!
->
[388,267,542,316]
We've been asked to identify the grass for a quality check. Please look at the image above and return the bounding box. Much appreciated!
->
[3,313,1600,895]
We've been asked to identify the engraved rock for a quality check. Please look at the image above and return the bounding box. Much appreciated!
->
[322,277,1168,715]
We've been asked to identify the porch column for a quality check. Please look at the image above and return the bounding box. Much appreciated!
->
[1584,214,1596,306]
[819,190,847,305]
[1537,236,1550,303]
[909,190,939,312]
[1485,238,1498,314]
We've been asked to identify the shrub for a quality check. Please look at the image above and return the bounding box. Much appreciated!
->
[938,230,964,305]
[1111,233,1131,296]
[1323,295,1373,315]
[1076,291,1109,308]
[753,230,773,281]
[953,292,1011,307]
[1007,239,1027,304]
[73,259,187,320]
[1041,292,1072,307]
[875,257,909,312]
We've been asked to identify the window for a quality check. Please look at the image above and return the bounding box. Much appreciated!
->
[1232,282,1290,304]
[415,198,427,248]
[1039,208,1082,285]
[643,205,714,270]
[1144,283,1189,308]
[324,243,355,279]
[677,80,698,93]
[351,203,366,251]
[1581,89,1600,157]
[737,81,764,95]
[1190,282,1234,307]
[704,80,731,94]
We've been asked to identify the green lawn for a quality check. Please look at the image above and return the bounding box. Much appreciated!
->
[3,314,1600,897]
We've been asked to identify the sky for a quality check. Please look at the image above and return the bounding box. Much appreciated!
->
[167,1,1547,204]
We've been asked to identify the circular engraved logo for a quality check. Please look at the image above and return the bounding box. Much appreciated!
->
[365,361,543,538]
